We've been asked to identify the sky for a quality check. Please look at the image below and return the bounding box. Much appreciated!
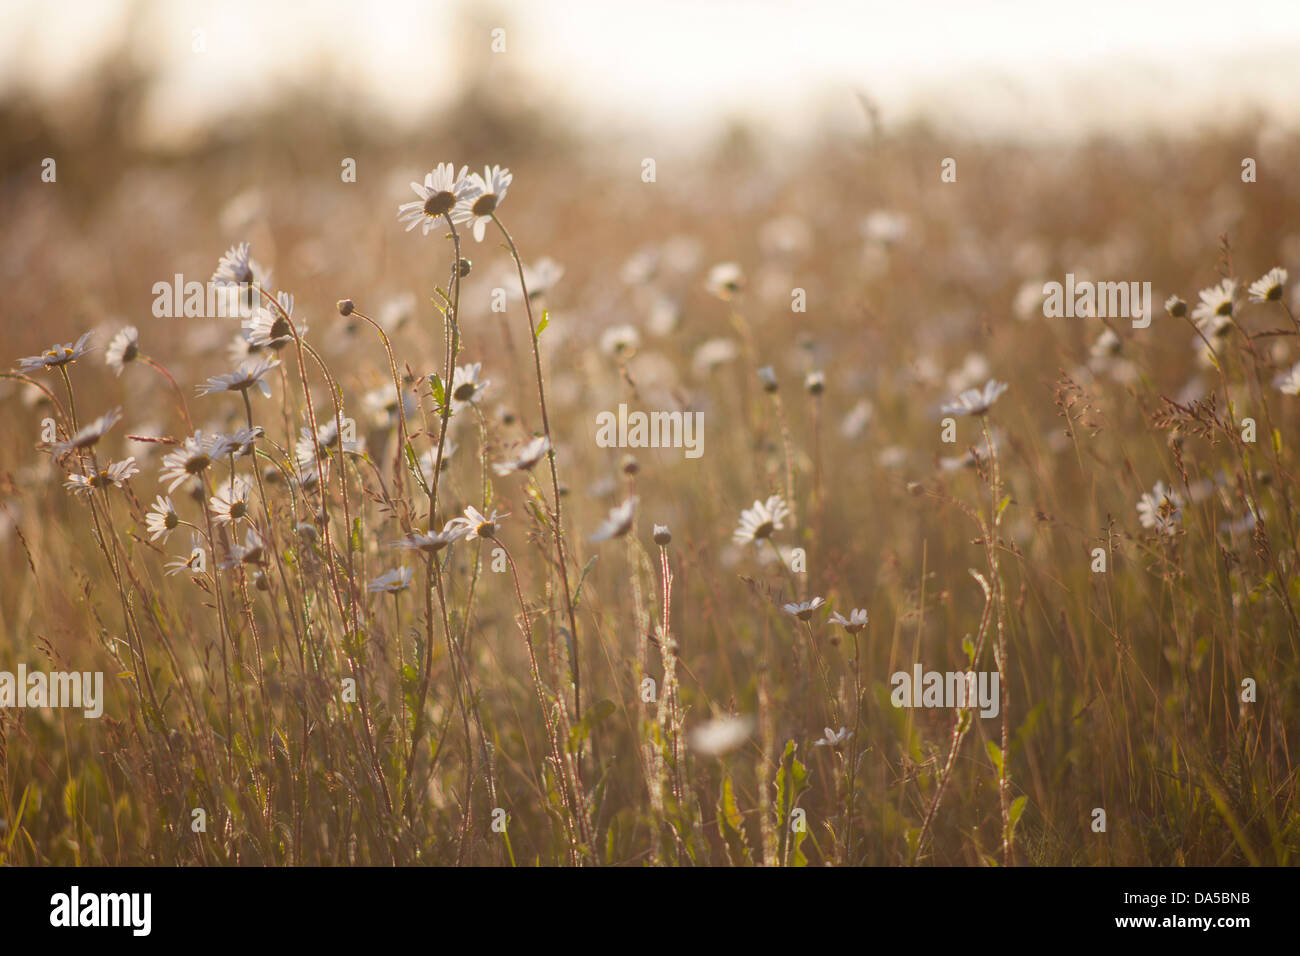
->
[3,0,1300,143]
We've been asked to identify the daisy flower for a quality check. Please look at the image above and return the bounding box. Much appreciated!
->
[104,327,139,375]
[397,163,479,236]
[196,356,280,398]
[368,566,414,594]
[211,242,271,290]
[65,457,138,496]
[941,379,1008,417]
[146,495,180,542]
[449,505,508,541]
[448,362,490,414]
[159,431,236,493]
[417,441,456,485]
[493,435,551,476]
[1273,361,1300,395]
[509,257,564,301]
[1248,267,1287,304]
[860,210,908,246]
[243,291,302,350]
[1089,329,1121,359]
[732,494,790,545]
[1191,279,1236,327]
[599,325,640,358]
[1164,294,1187,318]
[464,165,512,241]
[228,331,265,364]
[50,407,122,456]
[829,608,869,633]
[688,715,755,757]
[590,497,638,542]
[165,535,207,577]
[16,331,95,373]
[782,596,826,621]
[705,262,745,300]
[226,426,264,459]
[209,476,253,524]
[362,383,417,428]
[212,242,255,286]
[814,726,853,748]
[392,523,468,555]
[221,528,266,568]
[294,418,364,468]
[652,524,672,546]
[691,338,740,378]
[1136,480,1183,535]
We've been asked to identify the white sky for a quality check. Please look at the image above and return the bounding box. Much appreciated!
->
[3,0,1300,142]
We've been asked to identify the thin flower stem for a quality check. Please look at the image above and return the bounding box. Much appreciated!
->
[492,214,585,732]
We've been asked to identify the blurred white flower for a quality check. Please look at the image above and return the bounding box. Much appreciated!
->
[104,326,139,376]
[590,497,637,542]
[688,715,755,757]
[368,566,414,594]
[600,325,641,358]
[493,436,551,477]
[51,407,121,456]
[733,494,790,545]
[705,262,745,300]
[941,379,1008,417]
[1136,480,1183,535]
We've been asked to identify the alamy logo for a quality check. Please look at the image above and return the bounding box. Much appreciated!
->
[1042,273,1152,328]
[0,666,103,718]
[890,664,1000,718]
[152,275,258,319]
[50,886,151,936]
[594,403,704,459]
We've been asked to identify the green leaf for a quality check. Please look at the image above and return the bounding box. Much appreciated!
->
[774,740,810,866]
[535,309,550,341]
[996,495,1012,517]
[429,373,446,413]
[986,740,1004,776]
[962,634,975,667]
[717,773,752,866]
[1009,795,1027,838]
[571,555,598,610]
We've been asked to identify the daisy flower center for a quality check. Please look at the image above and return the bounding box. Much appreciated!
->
[754,520,775,539]
[453,383,476,401]
[476,520,495,537]
[424,191,456,216]
[185,454,211,474]
[230,500,247,519]
[471,194,498,217]
[165,511,179,529]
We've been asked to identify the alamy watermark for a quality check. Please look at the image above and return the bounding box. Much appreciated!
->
[594,403,703,459]
[151,276,259,319]
[1042,273,1152,328]
[890,664,999,718]
[0,666,104,718]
